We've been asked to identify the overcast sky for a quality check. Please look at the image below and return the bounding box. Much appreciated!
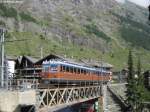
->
[116,0,149,7]
[129,0,149,7]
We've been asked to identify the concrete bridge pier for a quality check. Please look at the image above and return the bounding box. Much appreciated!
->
[0,89,36,112]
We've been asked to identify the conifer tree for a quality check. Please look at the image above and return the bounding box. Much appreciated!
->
[136,56,144,111]
[126,50,136,111]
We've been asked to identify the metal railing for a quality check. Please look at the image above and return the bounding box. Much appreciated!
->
[3,79,39,90]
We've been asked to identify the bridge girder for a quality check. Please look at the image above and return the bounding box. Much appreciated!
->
[36,85,103,111]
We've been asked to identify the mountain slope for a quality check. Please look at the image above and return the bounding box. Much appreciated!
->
[0,0,150,70]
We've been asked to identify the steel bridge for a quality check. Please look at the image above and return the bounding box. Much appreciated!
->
[36,85,103,112]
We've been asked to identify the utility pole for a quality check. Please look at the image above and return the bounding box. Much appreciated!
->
[40,47,43,59]
[0,28,5,88]
[0,27,28,89]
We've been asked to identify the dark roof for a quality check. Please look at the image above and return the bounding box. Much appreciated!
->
[16,56,22,64]
[35,54,64,64]
[80,59,113,68]
[62,58,113,68]
[23,56,38,63]
[16,56,39,65]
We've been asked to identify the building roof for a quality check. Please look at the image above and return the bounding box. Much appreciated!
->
[23,56,39,63]
[6,55,17,61]
[15,54,113,68]
[80,59,113,68]
[61,58,113,68]
[35,54,64,64]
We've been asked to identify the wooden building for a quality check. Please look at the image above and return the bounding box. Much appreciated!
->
[15,56,39,78]
[15,54,63,78]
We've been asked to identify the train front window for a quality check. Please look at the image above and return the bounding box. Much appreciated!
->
[50,64,58,72]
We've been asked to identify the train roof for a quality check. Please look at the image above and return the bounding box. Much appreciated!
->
[42,60,109,73]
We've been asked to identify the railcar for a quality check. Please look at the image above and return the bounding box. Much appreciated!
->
[41,60,112,84]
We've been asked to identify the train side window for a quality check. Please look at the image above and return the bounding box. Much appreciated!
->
[83,70,86,74]
[81,69,84,74]
[60,65,63,72]
[86,70,88,75]
[66,66,69,72]
[89,70,91,75]
[70,67,73,73]
[74,68,77,73]
[77,68,80,74]
[88,70,90,75]
[63,66,66,72]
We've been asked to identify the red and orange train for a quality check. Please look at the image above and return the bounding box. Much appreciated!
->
[41,60,112,83]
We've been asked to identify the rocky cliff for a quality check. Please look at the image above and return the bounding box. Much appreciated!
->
[0,0,150,70]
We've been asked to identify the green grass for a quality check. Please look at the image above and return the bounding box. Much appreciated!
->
[0,3,37,23]
[5,32,101,60]
[5,31,150,71]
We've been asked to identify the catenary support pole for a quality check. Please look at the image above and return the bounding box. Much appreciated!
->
[0,28,4,88]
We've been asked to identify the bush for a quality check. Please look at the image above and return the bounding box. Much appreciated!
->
[19,12,37,23]
[84,23,111,42]
[5,32,11,38]
[0,4,37,23]
[0,3,17,18]
[0,20,5,26]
